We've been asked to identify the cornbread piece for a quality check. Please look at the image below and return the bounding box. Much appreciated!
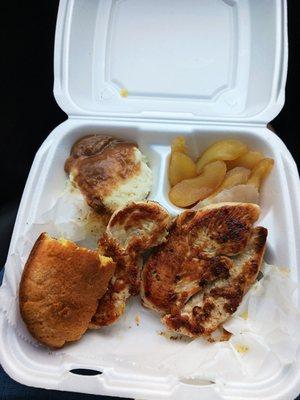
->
[141,203,267,338]
[19,233,115,348]
[90,201,171,328]
[65,135,153,213]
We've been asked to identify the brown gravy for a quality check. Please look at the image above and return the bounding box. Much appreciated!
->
[65,135,140,212]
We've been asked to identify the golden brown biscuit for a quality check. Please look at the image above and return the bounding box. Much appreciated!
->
[19,233,115,348]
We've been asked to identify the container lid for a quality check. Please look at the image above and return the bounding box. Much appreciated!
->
[54,0,288,124]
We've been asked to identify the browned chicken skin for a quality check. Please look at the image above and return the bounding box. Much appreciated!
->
[141,203,267,338]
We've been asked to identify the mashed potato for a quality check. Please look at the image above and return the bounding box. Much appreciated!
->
[65,135,153,213]
[102,148,153,211]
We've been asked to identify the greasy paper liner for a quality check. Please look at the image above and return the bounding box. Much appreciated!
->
[0,185,299,384]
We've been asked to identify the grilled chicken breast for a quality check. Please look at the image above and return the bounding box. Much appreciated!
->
[141,202,267,338]
[90,201,171,328]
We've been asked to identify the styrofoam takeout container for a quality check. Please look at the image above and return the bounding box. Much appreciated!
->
[1,0,300,398]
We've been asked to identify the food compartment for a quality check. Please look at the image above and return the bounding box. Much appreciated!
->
[163,129,277,214]
[32,123,166,218]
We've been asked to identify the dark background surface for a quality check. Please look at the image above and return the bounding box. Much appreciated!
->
[0,1,299,399]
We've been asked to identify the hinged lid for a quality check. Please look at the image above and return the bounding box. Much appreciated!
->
[54,0,288,124]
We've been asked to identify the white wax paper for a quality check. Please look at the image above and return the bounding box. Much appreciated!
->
[193,184,260,210]
[0,185,299,385]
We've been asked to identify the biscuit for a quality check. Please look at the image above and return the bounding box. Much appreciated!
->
[19,233,115,348]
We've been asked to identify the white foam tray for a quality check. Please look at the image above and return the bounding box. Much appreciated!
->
[1,0,300,399]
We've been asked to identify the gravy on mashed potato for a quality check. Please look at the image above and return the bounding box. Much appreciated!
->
[65,135,153,213]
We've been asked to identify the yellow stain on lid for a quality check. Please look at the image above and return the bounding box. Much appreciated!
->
[235,343,249,354]
[120,88,128,98]
[240,311,248,320]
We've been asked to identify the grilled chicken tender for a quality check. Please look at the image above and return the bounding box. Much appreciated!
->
[19,233,115,348]
[65,135,153,213]
[141,203,267,338]
[90,201,171,328]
